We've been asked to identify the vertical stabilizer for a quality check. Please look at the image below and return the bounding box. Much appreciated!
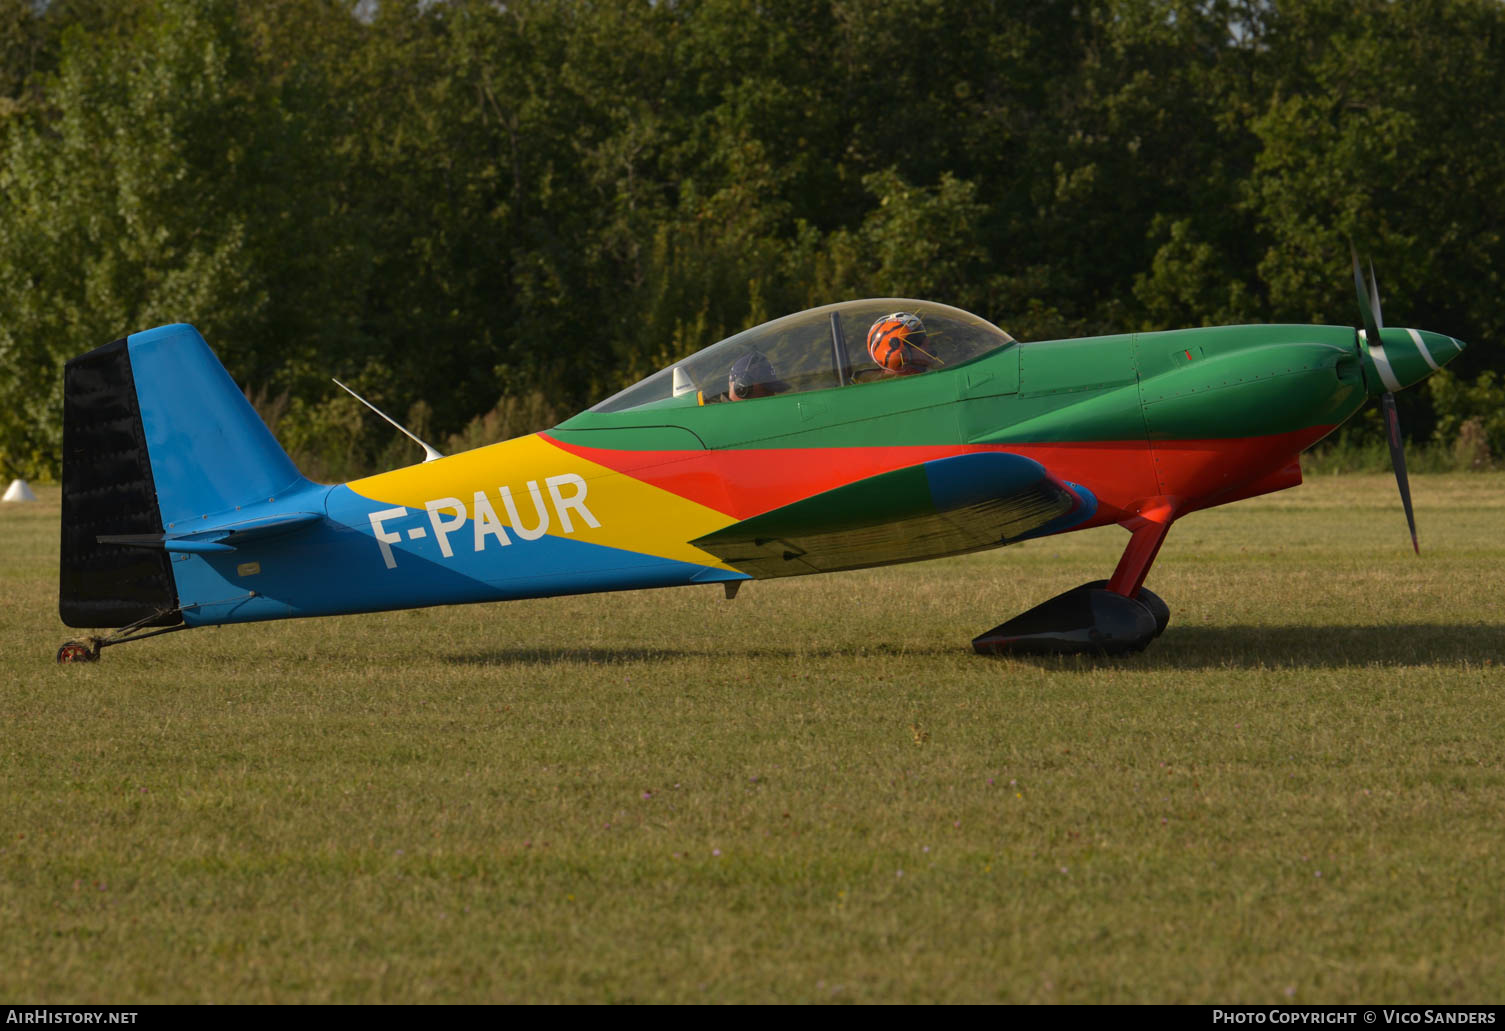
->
[60,324,312,628]
[126,324,308,526]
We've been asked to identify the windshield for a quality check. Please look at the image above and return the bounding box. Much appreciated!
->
[589,299,1015,414]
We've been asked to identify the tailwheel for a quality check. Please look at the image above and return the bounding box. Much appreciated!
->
[56,639,101,664]
[53,606,192,664]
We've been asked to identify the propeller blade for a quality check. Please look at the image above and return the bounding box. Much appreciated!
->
[1351,243,1384,347]
[1381,391,1419,554]
[1367,259,1383,328]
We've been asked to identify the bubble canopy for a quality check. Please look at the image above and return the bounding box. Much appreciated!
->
[589,299,1015,414]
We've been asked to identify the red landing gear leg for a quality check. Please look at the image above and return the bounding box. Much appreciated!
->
[972,500,1180,657]
[1107,501,1176,598]
[1093,500,1177,638]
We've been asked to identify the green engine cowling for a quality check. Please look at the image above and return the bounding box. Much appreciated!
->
[1131,325,1368,441]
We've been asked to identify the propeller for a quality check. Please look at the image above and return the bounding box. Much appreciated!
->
[1351,245,1419,554]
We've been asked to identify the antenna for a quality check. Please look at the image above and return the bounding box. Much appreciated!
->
[332,378,444,463]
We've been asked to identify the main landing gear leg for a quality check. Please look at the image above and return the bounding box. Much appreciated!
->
[973,502,1176,656]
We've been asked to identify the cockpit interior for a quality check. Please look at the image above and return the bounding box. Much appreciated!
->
[589,299,1015,414]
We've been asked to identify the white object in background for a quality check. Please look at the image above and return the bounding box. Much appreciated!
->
[3,479,37,502]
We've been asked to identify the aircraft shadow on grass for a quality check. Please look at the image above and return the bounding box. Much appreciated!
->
[444,643,940,666]
[1010,623,1505,671]
[446,646,702,666]
[446,624,1503,671]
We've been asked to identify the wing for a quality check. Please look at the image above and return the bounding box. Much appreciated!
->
[690,450,1096,578]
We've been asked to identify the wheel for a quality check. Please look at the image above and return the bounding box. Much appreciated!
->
[973,583,1158,656]
[1084,580,1170,637]
[56,640,99,664]
[1135,587,1171,637]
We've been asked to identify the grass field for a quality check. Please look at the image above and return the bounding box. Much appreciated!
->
[2,474,1503,1004]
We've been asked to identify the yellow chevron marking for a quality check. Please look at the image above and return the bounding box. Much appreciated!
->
[346,433,737,569]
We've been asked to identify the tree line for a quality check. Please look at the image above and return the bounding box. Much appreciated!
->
[2,0,1501,481]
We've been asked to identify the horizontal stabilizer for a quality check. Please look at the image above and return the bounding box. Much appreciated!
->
[97,511,325,554]
[692,451,1094,578]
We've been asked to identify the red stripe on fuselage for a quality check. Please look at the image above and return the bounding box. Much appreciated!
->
[540,437,981,519]
[992,425,1332,525]
[1141,425,1331,508]
[540,424,1335,527]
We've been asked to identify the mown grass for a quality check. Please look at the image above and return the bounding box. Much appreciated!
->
[2,474,1503,1003]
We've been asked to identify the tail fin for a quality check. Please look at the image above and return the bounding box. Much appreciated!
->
[60,324,310,628]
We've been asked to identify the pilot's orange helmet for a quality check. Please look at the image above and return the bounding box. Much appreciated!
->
[866,312,937,374]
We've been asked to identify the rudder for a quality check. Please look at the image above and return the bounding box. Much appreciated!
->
[60,337,179,628]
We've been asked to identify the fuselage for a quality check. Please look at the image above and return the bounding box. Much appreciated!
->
[158,320,1465,628]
